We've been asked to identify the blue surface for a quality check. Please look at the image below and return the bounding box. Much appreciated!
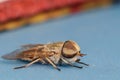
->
[0,5,120,80]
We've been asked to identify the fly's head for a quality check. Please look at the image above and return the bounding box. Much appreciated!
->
[61,40,85,62]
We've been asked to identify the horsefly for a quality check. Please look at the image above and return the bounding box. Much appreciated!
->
[2,40,89,71]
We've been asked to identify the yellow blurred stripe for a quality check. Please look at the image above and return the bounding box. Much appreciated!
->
[47,7,70,18]
[28,13,48,24]
[5,19,27,30]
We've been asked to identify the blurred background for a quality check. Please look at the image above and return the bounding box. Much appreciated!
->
[0,0,120,80]
[0,0,120,31]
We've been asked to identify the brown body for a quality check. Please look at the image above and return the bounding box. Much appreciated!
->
[17,42,63,64]
[2,40,88,71]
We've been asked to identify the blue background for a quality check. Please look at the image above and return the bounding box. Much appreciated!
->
[0,5,120,80]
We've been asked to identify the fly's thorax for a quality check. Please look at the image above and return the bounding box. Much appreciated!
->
[46,48,62,64]
[49,52,61,64]
[40,42,64,64]
[44,42,63,55]
[47,42,64,51]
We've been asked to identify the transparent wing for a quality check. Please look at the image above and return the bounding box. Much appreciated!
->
[2,44,44,60]
[2,48,26,60]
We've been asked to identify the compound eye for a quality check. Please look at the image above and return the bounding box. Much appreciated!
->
[62,40,80,58]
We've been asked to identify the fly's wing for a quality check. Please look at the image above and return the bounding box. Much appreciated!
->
[1,48,26,60]
[2,44,44,60]
[21,44,44,49]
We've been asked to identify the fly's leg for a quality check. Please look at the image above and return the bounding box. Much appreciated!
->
[61,58,83,69]
[45,57,61,71]
[76,59,89,66]
[14,58,40,69]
